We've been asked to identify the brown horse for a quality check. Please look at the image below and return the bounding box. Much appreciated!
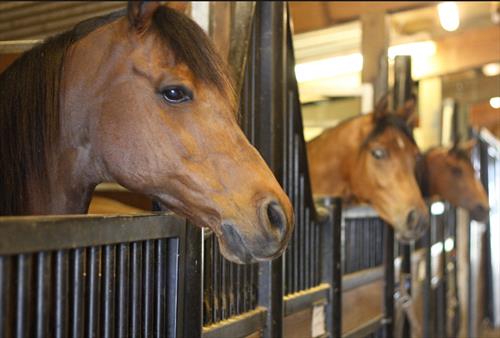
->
[416,139,489,221]
[0,2,294,264]
[307,95,428,241]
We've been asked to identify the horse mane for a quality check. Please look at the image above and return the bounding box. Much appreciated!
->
[361,114,416,148]
[0,6,234,215]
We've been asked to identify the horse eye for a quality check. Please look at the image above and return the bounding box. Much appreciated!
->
[161,86,192,104]
[451,166,462,177]
[371,148,388,160]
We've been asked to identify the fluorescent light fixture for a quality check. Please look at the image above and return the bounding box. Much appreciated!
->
[295,53,363,82]
[438,2,460,32]
[482,62,500,77]
[490,97,500,109]
[431,242,443,257]
[388,41,437,60]
[445,238,454,252]
[431,201,445,215]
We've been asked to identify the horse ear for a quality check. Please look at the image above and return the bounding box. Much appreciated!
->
[461,139,477,155]
[373,93,390,120]
[396,94,418,126]
[127,1,161,31]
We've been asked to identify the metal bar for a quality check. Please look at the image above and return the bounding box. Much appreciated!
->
[115,244,129,338]
[0,257,4,338]
[100,245,115,338]
[35,252,49,338]
[202,307,266,338]
[0,214,184,255]
[283,284,330,317]
[423,224,432,338]
[84,246,100,338]
[15,254,29,338]
[342,314,384,338]
[383,225,395,338]
[70,249,84,338]
[342,266,385,292]
[142,240,153,337]
[153,239,167,338]
[130,242,142,337]
[54,250,68,338]
[180,224,203,338]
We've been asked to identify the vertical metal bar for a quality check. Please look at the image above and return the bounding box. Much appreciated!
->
[383,225,395,338]
[423,221,432,338]
[0,256,4,338]
[321,197,342,338]
[101,245,115,338]
[15,254,29,338]
[142,240,153,337]
[154,239,166,338]
[70,248,84,338]
[130,242,142,337]
[85,247,100,338]
[179,224,203,338]
[115,244,129,338]
[54,250,68,338]
[35,252,50,338]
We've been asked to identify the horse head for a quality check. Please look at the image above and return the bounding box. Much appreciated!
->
[0,2,294,264]
[424,139,489,222]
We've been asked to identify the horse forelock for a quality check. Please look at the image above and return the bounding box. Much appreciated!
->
[361,114,417,149]
[152,6,236,109]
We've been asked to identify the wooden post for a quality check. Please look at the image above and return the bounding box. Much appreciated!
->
[361,10,389,108]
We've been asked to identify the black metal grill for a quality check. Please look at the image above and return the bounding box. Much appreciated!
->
[343,216,385,274]
[0,215,188,338]
[202,232,258,326]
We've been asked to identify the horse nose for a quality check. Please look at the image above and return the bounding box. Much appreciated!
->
[471,204,489,222]
[406,209,419,229]
[263,200,288,242]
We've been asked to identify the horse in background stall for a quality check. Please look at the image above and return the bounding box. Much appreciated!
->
[417,139,489,221]
[0,1,294,264]
[307,94,429,241]
[396,139,491,338]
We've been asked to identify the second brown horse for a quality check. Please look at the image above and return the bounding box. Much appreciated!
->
[307,95,428,241]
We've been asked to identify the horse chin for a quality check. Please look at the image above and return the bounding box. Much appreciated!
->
[217,221,288,264]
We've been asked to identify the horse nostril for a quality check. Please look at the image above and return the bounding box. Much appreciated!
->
[266,201,287,241]
[471,204,489,221]
[406,209,418,229]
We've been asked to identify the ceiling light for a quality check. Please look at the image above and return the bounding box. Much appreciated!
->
[388,40,437,60]
[294,53,363,82]
[490,97,500,109]
[482,63,500,77]
[438,2,460,32]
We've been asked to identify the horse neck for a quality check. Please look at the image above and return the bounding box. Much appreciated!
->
[28,23,121,215]
[308,116,368,199]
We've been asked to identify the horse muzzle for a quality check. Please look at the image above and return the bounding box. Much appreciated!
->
[396,208,429,243]
[218,199,293,264]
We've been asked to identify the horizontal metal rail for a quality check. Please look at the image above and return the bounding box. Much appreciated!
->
[283,283,331,317]
[342,314,384,338]
[0,213,185,255]
[202,307,266,338]
[343,266,384,292]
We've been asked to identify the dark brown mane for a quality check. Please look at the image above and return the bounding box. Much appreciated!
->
[152,7,235,104]
[361,114,416,148]
[0,11,124,215]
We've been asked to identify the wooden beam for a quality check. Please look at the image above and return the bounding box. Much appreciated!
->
[290,1,435,34]
[413,25,500,80]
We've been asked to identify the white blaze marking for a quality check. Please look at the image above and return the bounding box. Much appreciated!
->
[397,137,405,149]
